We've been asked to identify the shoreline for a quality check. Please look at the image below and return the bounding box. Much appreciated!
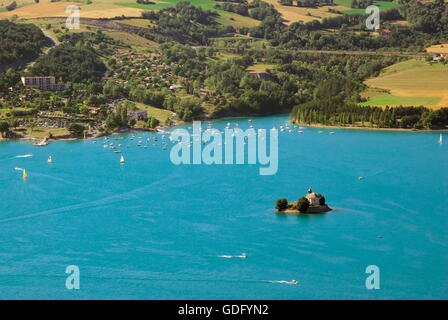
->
[0,127,161,143]
[1,116,447,143]
[292,122,448,132]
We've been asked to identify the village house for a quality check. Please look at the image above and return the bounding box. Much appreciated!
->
[21,76,69,91]
[127,110,148,122]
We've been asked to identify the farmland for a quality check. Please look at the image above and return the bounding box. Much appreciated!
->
[0,0,350,25]
[360,59,448,108]
[426,43,448,55]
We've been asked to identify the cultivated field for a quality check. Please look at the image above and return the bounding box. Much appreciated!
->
[360,59,448,108]
[0,0,144,19]
[426,43,448,54]
[265,0,344,24]
[0,0,345,25]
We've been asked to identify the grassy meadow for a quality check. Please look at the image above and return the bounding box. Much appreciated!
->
[335,0,401,14]
[133,101,174,123]
[0,0,348,25]
[360,59,448,108]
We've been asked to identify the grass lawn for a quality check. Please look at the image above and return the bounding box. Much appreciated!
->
[13,127,70,139]
[132,101,174,123]
[360,59,448,108]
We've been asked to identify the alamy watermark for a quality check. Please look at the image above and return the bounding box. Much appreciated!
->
[365,265,380,290]
[66,5,80,30]
[366,5,380,31]
[169,121,278,175]
[65,265,80,290]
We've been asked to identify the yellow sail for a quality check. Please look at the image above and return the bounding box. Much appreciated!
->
[22,169,27,179]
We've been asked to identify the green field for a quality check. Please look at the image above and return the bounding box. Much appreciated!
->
[336,0,401,14]
[359,89,440,107]
[114,0,260,26]
[360,59,448,108]
[115,0,218,11]
[133,101,174,123]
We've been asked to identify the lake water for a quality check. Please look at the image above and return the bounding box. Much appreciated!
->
[0,115,447,299]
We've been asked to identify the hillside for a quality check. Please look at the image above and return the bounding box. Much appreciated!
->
[0,20,49,71]
[360,59,448,108]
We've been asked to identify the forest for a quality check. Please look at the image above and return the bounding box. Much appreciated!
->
[291,99,448,129]
[0,21,50,70]
[243,0,448,51]
[29,32,110,83]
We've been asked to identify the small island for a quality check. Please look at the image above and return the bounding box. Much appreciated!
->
[276,189,332,214]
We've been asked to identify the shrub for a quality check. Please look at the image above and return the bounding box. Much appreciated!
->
[276,198,288,211]
[316,193,326,205]
[68,123,86,137]
[296,197,310,212]
[6,1,17,11]
[0,121,10,137]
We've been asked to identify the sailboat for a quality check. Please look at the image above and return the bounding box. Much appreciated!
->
[22,169,27,179]
[120,155,125,164]
[33,137,48,147]
[439,133,443,144]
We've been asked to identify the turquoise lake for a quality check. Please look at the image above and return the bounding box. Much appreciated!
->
[0,115,447,299]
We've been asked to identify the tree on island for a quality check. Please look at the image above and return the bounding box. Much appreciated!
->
[276,198,288,211]
[296,197,310,212]
[316,193,325,205]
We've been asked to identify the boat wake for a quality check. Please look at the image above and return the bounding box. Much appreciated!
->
[14,154,33,158]
[268,280,298,285]
[218,253,247,259]
[0,173,179,224]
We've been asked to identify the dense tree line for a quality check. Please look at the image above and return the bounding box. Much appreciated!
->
[351,0,372,9]
[0,21,49,69]
[215,2,249,16]
[142,1,234,44]
[240,0,448,52]
[29,32,108,83]
[399,0,448,33]
[292,98,448,129]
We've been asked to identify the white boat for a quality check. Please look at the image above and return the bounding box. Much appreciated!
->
[47,156,52,164]
[439,133,443,144]
[120,155,125,164]
[33,138,48,147]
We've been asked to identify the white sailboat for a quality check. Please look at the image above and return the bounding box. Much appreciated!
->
[120,155,125,164]
[33,137,48,147]
[439,133,443,144]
